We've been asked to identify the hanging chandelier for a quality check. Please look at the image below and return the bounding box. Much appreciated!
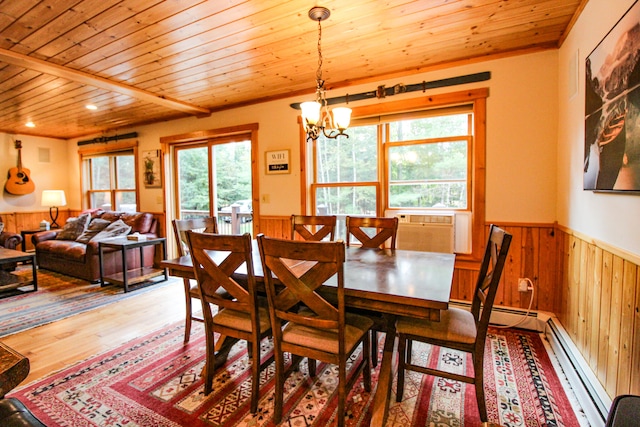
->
[300,6,351,142]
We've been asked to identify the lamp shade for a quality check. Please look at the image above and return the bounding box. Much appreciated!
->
[42,190,67,207]
[332,107,352,130]
[300,101,321,127]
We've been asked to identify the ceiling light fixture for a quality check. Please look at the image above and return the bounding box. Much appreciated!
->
[300,6,351,142]
[86,104,98,110]
[25,121,35,128]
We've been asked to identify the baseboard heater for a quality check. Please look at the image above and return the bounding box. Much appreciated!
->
[451,301,610,426]
[545,319,610,426]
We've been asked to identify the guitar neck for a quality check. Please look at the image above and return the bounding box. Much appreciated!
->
[14,141,23,171]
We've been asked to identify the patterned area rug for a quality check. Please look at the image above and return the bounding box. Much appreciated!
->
[0,267,175,337]
[9,321,582,426]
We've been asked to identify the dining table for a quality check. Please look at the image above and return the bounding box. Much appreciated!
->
[161,241,455,426]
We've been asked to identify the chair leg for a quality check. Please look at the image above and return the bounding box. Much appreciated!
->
[396,335,407,402]
[249,338,260,414]
[307,358,316,377]
[337,363,347,427]
[182,279,193,343]
[363,334,371,393]
[273,350,285,424]
[203,336,215,396]
[371,330,378,368]
[473,354,488,422]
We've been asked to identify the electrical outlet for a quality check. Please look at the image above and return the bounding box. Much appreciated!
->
[518,278,529,292]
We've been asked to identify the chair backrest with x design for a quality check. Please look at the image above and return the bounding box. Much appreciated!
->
[186,231,257,317]
[470,224,512,339]
[171,216,219,343]
[258,234,345,338]
[345,216,398,249]
[172,217,218,256]
[186,231,271,414]
[257,234,372,426]
[291,214,337,242]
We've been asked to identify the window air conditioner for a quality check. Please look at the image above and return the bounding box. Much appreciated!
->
[395,213,455,253]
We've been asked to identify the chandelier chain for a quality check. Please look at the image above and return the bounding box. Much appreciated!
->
[316,17,324,89]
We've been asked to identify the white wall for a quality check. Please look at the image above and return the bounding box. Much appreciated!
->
[558,0,640,255]
[4,48,562,240]
[63,52,560,221]
[0,132,71,214]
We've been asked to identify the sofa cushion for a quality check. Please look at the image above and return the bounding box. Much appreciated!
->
[120,212,154,234]
[90,219,132,242]
[56,214,91,241]
[36,240,89,262]
[97,211,122,223]
[75,218,111,244]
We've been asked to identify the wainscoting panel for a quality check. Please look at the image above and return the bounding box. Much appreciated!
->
[556,226,640,400]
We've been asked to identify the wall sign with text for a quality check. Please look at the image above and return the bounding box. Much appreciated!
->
[265,149,290,174]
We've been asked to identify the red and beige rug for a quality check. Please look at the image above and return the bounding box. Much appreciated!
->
[9,322,582,426]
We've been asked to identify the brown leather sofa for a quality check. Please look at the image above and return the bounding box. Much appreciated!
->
[0,215,23,271]
[32,210,158,282]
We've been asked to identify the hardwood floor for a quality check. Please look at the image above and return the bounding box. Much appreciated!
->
[2,278,187,386]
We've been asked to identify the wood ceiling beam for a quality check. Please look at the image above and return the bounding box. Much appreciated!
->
[0,48,210,116]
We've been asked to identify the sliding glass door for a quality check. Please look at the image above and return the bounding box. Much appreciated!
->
[175,138,252,235]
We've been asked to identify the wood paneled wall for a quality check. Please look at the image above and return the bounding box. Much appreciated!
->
[556,226,640,399]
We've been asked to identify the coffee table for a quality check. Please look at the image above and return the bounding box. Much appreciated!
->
[0,248,37,296]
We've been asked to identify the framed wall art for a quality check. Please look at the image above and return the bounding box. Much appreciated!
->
[265,149,290,174]
[142,149,162,188]
[584,0,640,193]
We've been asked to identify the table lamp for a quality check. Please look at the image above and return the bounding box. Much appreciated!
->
[41,190,67,228]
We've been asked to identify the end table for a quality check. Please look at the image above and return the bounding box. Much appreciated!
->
[98,237,168,292]
[20,229,42,253]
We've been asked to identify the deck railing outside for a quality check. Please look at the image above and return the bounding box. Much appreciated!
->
[180,209,253,235]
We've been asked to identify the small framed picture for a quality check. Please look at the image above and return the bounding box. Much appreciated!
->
[265,149,290,174]
[142,150,162,188]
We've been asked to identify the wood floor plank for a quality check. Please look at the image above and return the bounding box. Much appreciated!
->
[2,279,187,386]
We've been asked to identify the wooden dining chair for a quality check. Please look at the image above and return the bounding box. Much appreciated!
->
[171,217,218,343]
[345,215,399,367]
[395,224,512,422]
[186,231,272,414]
[345,216,398,249]
[290,214,337,241]
[257,234,373,427]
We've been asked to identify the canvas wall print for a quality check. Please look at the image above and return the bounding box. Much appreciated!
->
[584,0,640,192]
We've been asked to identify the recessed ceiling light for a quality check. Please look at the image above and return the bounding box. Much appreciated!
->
[86,104,98,110]
[25,121,35,128]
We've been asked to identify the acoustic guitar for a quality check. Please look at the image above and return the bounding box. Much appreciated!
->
[5,140,35,195]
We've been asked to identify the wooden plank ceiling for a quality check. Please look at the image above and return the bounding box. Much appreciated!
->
[0,0,585,139]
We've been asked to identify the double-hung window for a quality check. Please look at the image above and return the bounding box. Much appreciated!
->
[80,142,138,212]
[304,89,487,259]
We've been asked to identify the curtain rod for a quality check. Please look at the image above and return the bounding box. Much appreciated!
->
[77,132,138,146]
[289,71,491,110]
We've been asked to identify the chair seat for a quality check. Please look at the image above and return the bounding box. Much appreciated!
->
[214,305,271,334]
[282,312,374,354]
[396,307,477,345]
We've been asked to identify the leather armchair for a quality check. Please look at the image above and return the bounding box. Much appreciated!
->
[0,215,23,271]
